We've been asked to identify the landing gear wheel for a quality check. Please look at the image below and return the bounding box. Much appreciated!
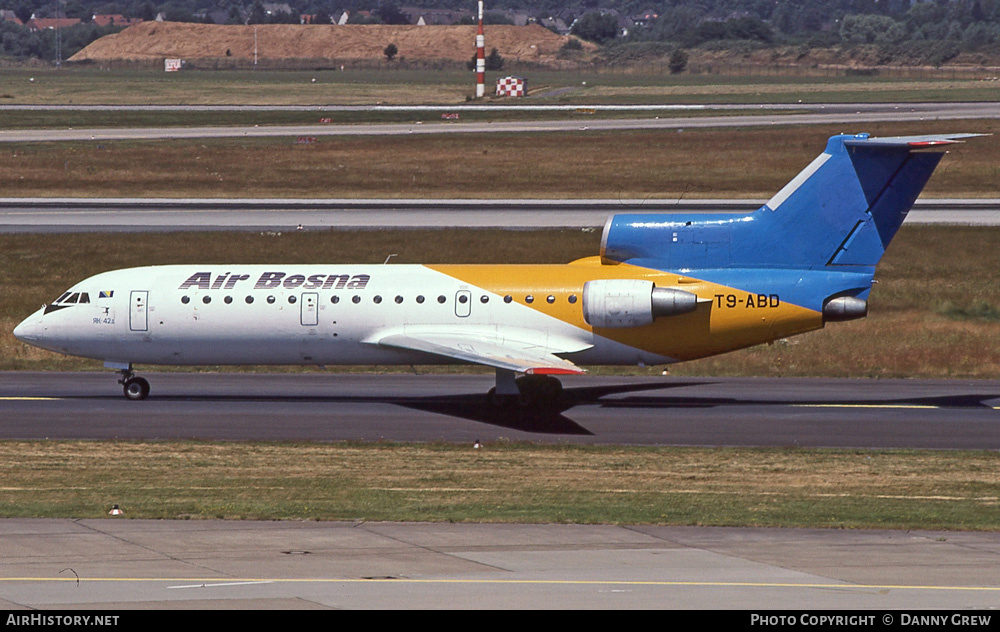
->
[123,377,150,401]
[516,375,563,407]
[487,375,564,410]
[487,387,515,409]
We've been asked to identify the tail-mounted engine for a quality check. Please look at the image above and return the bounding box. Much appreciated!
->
[822,296,868,322]
[582,279,699,328]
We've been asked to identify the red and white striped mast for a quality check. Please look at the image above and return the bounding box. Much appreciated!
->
[475,1,485,98]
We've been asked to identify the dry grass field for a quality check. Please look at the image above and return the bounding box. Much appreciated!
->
[2,441,998,527]
[1,122,997,199]
[3,66,999,106]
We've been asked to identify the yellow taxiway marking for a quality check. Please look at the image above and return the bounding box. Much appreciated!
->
[792,404,939,410]
[797,403,1000,410]
[1,577,999,592]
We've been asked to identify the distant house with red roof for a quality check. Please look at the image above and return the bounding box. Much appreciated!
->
[0,10,24,25]
[26,18,81,31]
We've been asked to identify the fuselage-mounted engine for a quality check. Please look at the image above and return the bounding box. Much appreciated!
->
[582,279,699,328]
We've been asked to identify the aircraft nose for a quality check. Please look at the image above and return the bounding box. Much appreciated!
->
[13,313,41,343]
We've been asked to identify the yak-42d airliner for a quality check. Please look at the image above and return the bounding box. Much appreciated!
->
[14,132,982,405]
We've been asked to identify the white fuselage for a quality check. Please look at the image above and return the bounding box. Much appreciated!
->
[13,264,671,369]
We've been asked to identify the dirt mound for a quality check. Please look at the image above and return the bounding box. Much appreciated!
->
[70,22,584,64]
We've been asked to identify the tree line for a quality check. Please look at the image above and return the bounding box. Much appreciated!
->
[2,0,999,65]
[561,1,1000,66]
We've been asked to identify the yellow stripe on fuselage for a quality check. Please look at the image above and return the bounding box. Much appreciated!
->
[428,258,823,362]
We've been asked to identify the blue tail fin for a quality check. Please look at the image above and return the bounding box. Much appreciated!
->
[601,133,981,271]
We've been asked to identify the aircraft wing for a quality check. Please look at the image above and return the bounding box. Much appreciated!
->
[370,327,591,375]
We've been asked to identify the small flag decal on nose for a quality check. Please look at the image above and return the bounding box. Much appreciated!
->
[99,291,114,299]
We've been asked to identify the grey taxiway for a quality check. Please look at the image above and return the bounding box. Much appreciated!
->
[1,372,998,447]
[1,101,998,143]
[1,198,998,232]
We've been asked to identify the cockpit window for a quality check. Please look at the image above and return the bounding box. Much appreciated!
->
[49,291,92,308]
[44,290,89,315]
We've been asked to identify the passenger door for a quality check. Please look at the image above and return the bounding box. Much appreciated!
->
[129,290,148,332]
[300,292,319,326]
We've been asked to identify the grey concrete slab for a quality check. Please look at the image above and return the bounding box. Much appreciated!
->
[0,520,998,609]
[635,526,1000,588]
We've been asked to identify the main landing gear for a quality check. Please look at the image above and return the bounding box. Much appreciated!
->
[116,366,150,401]
[487,369,563,409]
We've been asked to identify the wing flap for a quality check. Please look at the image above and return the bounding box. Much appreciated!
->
[371,327,591,375]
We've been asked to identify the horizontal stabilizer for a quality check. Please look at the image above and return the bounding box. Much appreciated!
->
[842,133,987,148]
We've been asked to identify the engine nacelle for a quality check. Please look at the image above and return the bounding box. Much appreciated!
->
[582,279,699,328]
[822,296,868,322]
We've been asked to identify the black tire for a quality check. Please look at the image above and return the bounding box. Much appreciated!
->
[516,375,563,406]
[123,377,150,401]
[537,376,563,401]
[487,387,515,409]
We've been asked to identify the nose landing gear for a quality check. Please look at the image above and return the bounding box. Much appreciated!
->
[117,366,150,401]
